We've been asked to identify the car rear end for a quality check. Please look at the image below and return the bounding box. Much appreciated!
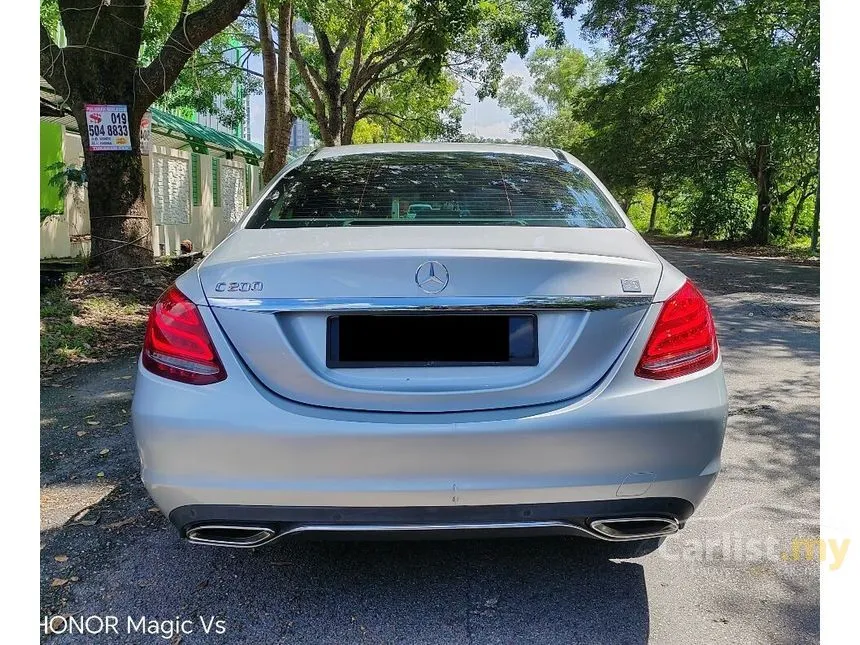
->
[131,144,727,547]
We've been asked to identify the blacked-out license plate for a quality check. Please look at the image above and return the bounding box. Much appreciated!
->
[326,314,538,368]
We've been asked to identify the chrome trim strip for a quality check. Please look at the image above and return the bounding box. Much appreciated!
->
[272,521,599,544]
[281,521,578,535]
[207,295,652,313]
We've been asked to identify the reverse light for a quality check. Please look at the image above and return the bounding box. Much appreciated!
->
[142,285,227,385]
[635,280,719,380]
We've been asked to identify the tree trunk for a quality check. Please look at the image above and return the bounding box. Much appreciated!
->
[342,101,357,145]
[750,143,773,245]
[648,185,660,232]
[258,0,294,183]
[326,93,343,146]
[788,181,813,239]
[257,0,280,182]
[316,121,337,146]
[73,107,152,269]
[271,1,293,172]
[810,181,820,252]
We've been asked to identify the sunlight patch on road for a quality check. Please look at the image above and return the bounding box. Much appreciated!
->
[41,481,116,532]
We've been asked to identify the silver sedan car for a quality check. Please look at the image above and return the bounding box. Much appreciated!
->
[132,143,727,548]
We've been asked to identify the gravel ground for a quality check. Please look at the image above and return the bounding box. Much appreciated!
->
[39,245,820,644]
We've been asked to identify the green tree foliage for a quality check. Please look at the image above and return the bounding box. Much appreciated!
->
[498,1,818,246]
[140,1,260,129]
[497,46,600,151]
[42,1,257,131]
[579,0,819,244]
[349,70,464,143]
[576,64,695,224]
[277,0,577,145]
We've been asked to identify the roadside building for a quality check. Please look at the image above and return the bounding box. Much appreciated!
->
[39,82,270,260]
[291,119,312,151]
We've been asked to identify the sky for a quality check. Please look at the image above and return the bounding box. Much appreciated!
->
[248,14,595,144]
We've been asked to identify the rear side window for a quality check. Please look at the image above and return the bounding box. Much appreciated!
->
[245,152,624,229]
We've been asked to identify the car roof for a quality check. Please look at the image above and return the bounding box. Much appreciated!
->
[310,142,567,162]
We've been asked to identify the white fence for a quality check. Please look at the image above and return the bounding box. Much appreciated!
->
[40,128,264,259]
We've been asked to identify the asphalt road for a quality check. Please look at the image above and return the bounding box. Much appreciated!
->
[40,245,820,644]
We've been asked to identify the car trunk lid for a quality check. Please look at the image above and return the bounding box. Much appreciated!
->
[200,226,661,412]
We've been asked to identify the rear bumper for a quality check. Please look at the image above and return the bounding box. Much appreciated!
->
[132,334,727,535]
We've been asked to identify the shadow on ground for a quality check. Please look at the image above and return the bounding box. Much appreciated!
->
[43,517,651,644]
[655,245,820,298]
[710,293,819,500]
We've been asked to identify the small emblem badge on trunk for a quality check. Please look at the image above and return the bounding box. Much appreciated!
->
[416,261,449,293]
[621,279,641,293]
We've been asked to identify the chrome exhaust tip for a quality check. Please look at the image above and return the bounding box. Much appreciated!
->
[186,525,277,548]
[588,516,679,541]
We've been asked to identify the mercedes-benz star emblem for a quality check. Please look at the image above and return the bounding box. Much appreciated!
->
[415,260,449,294]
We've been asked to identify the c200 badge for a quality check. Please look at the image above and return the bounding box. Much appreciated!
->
[214,281,263,293]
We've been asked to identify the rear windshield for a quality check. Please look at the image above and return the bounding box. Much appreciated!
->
[245,152,625,229]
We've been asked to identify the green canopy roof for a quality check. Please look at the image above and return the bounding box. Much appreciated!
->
[150,108,263,163]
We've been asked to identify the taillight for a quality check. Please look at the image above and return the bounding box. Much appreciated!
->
[635,280,718,380]
[142,285,226,385]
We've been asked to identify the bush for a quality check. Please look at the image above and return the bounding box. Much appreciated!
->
[668,176,754,240]
[691,189,751,240]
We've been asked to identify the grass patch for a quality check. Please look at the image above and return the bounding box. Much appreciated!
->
[40,287,148,370]
[40,267,183,375]
[40,288,98,367]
